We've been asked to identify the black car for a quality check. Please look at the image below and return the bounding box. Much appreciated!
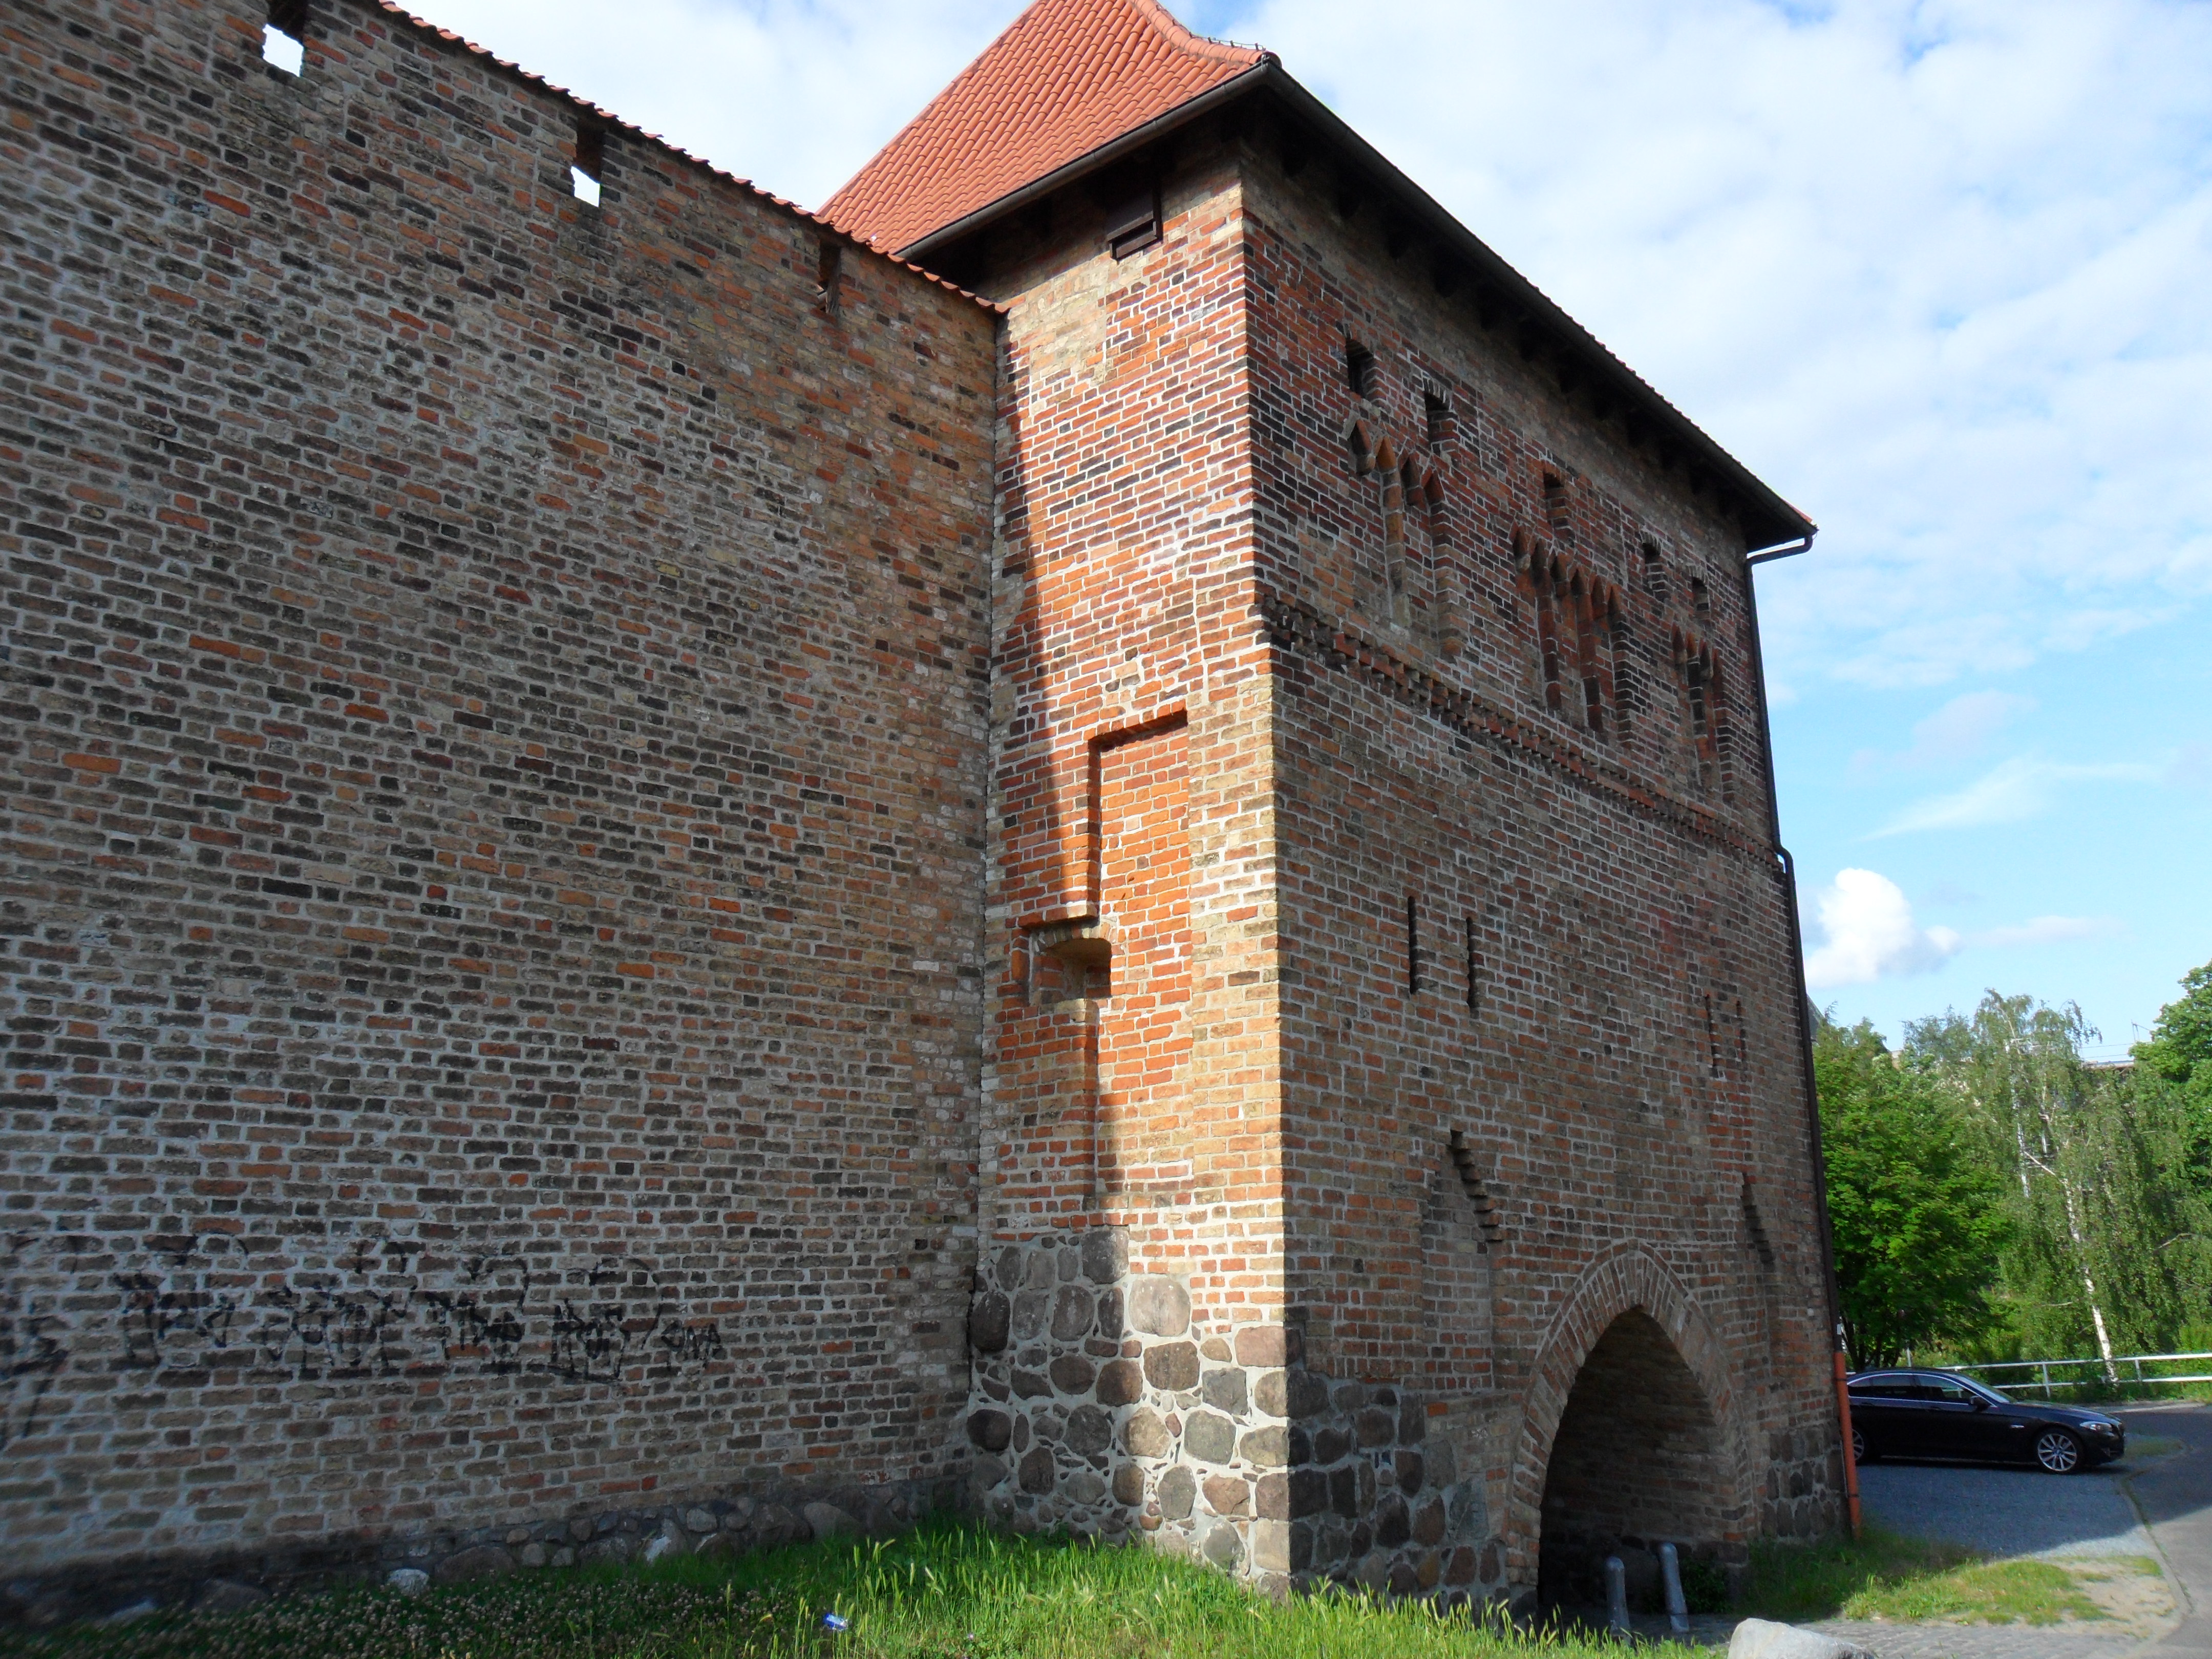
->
[1847,1369,2125,1473]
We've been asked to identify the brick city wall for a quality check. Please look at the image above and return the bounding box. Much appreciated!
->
[3,0,1845,1624]
[0,0,997,1612]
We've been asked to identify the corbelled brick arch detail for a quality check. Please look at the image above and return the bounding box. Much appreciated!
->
[1503,1245,1754,1585]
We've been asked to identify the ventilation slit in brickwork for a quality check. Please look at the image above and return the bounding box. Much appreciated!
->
[1542,472,1570,540]
[571,119,606,208]
[1346,338,1377,399]
[1106,184,1160,260]
[1711,660,1738,804]
[263,0,307,74]
[1690,576,1711,618]
[1681,636,1718,795]
[1422,469,1462,656]
[1464,916,1480,1014]
[1449,1130,1503,1246]
[1741,1179,1776,1271]
[1377,444,1410,625]
[1572,576,1606,736]
[1705,993,1723,1075]
[1736,999,1749,1064]
[1607,597,1633,738]
[1640,540,1668,601]
[1534,556,1564,712]
[1424,386,1454,446]
[816,239,842,314]
[1406,894,1421,994]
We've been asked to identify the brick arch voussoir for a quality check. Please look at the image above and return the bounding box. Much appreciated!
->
[1501,1244,1748,1579]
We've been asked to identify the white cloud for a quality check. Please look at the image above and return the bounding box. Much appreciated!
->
[1203,0,2212,696]
[387,0,2211,719]
[2041,607,2176,654]
[382,0,1025,210]
[1803,871,2128,986]
[1804,868,1963,989]
[1965,915,2123,949]
[1904,691,2038,766]
[1849,689,2035,776]
[1872,755,2160,835]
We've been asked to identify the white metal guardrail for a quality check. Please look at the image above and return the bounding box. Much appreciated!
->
[1945,1353,2212,1397]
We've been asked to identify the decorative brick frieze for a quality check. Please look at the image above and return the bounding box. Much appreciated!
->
[1252,586,1770,861]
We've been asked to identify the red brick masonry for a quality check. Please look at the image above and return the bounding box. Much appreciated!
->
[0,0,1842,1622]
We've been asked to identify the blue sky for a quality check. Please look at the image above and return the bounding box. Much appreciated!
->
[392,0,2212,1056]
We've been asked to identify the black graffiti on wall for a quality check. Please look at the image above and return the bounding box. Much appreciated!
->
[2,1230,732,1449]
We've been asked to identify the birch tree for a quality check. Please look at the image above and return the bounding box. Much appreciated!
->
[1906,993,2177,1371]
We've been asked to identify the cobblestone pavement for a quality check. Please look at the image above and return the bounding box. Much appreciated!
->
[1856,1457,2158,1560]
[1707,1405,2212,1656]
[1793,1402,2212,1657]
[2118,1403,2212,1656]
[1804,1621,2145,1659]
[1561,1407,2212,1654]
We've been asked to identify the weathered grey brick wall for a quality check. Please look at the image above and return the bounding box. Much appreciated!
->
[0,0,996,1599]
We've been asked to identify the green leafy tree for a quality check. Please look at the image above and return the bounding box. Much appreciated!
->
[1816,1014,2008,1368]
[2135,959,2212,1198]
[2126,958,2212,1342]
[1909,989,2212,1366]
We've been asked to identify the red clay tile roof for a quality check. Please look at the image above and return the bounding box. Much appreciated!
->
[824,0,1267,256]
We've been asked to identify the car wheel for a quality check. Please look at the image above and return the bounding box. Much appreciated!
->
[1852,1426,1877,1464]
[2034,1428,2082,1473]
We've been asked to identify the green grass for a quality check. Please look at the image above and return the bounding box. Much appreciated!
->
[1736,1526,2102,1626]
[0,1521,1649,1659]
[2074,1556,2163,1581]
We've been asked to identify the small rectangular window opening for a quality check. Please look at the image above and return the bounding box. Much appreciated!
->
[1406,894,1421,995]
[1464,917,1480,1014]
[263,0,307,74]
[1640,540,1668,601]
[1106,186,1160,260]
[1689,576,1711,617]
[816,238,842,313]
[571,119,605,208]
[1346,339,1376,399]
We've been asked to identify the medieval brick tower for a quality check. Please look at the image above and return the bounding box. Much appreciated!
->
[0,0,1844,1621]
[825,0,1845,1602]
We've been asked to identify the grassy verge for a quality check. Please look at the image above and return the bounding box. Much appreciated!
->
[0,1521,1644,1659]
[1738,1526,2104,1626]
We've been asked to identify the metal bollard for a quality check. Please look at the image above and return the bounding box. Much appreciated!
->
[1605,1554,1629,1636]
[1660,1542,1689,1637]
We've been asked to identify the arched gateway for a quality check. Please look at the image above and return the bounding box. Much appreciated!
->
[1511,1249,1753,1610]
